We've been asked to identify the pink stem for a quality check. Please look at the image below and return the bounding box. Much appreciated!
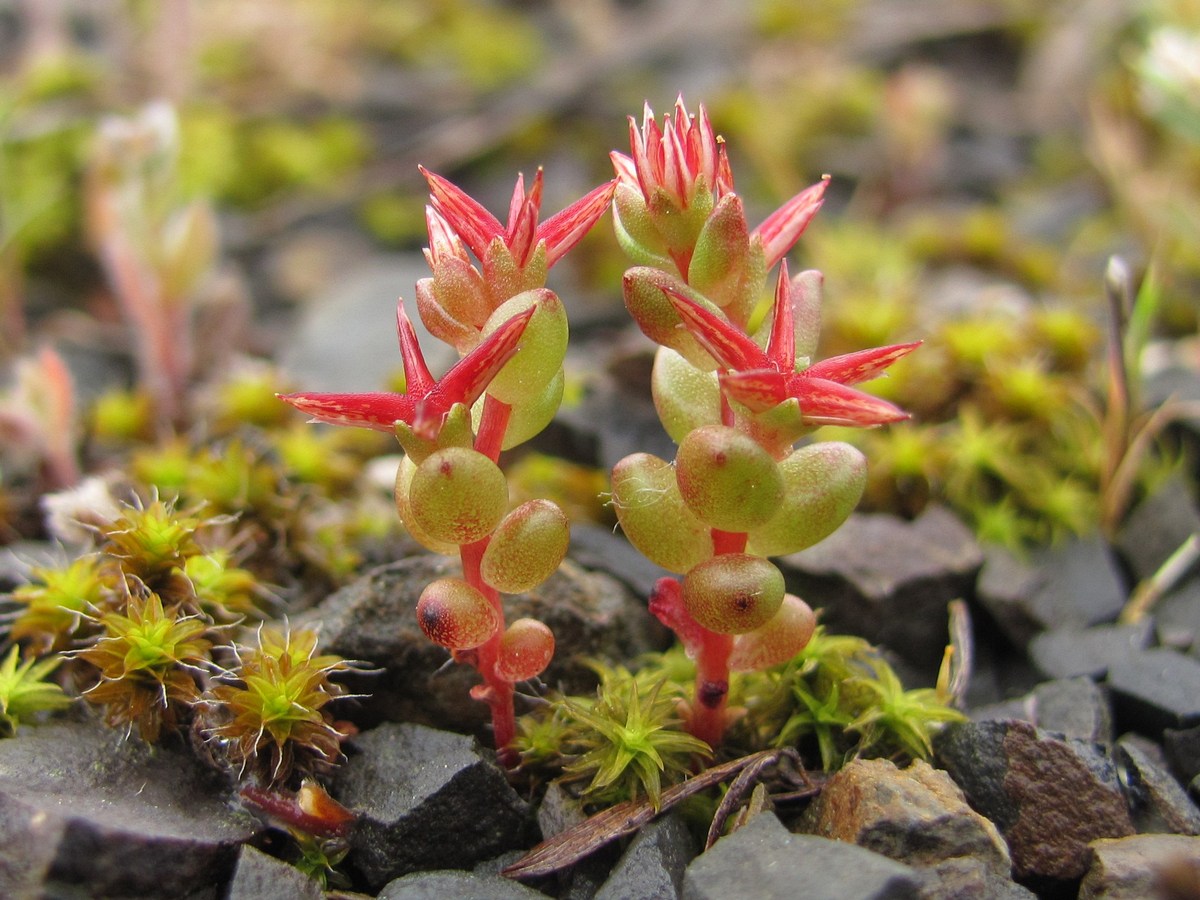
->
[465,392,517,759]
[688,529,746,747]
[460,538,516,758]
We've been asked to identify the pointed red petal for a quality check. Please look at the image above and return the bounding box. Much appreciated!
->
[396,301,435,395]
[426,306,536,419]
[610,151,637,185]
[421,166,504,262]
[277,391,417,432]
[538,178,617,267]
[752,176,830,270]
[718,368,790,412]
[661,286,770,371]
[505,171,527,236]
[786,373,910,426]
[766,261,795,372]
[803,341,921,386]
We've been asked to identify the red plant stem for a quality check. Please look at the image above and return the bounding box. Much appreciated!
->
[460,538,516,755]
[475,394,512,463]
[689,528,747,747]
[465,392,517,758]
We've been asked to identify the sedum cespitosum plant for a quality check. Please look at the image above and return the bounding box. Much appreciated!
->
[607,99,918,747]
[281,97,916,758]
[280,169,617,757]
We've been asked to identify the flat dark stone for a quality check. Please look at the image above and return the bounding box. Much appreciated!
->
[1032,677,1113,744]
[1107,648,1200,735]
[1116,738,1200,836]
[979,538,1128,650]
[333,722,532,891]
[778,506,982,669]
[377,869,547,899]
[594,812,696,900]
[1115,473,1200,583]
[1028,620,1154,681]
[681,813,920,900]
[225,845,324,900]
[0,720,258,899]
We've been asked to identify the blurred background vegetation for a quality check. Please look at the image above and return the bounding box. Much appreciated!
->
[0,0,1198,553]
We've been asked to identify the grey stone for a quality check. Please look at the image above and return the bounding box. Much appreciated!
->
[1115,473,1200,583]
[1079,834,1200,899]
[0,720,258,899]
[536,782,588,840]
[378,869,548,899]
[568,521,672,603]
[225,845,324,900]
[1032,677,1113,743]
[1164,724,1200,786]
[1158,578,1200,652]
[978,538,1128,649]
[1028,621,1153,681]
[915,857,1037,899]
[778,506,982,668]
[681,813,920,900]
[304,555,667,733]
[934,719,1134,887]
[333,722,532,891]
[1107,648,1200,735]
[1116,738,1200,835]
[594,812,696,900]
[278,254,456,393]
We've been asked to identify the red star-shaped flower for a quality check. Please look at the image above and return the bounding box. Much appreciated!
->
[662,262,919,427]
[278,302,534,440]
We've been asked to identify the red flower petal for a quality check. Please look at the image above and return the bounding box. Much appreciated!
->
[752,177,829,270]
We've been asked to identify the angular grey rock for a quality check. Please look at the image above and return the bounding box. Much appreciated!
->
[778,506,982,668]
[305,555,667,733]
[934,719,1134,888]
[1117,738,1200,836]
[1107,648,1200,735]
[536,782,588,839]
[594,812,696,900]
[0,720,258,899]
[225,845,324,900]
[1028,621,1153,681]
[916,857,1037,899]
[333,722,532,891]
[681,813,921,900]
[378,869,548,899]
[1032,677,1113,743]
[1079,834,1200,900]
[1164,724,1200,785]
[1158,578,1200,652]
[799,758,1011,876]
[1115,473,1200,583]
[977,538,1127,649]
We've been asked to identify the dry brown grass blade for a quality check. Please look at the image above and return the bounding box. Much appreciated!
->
[502,748,794,880]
